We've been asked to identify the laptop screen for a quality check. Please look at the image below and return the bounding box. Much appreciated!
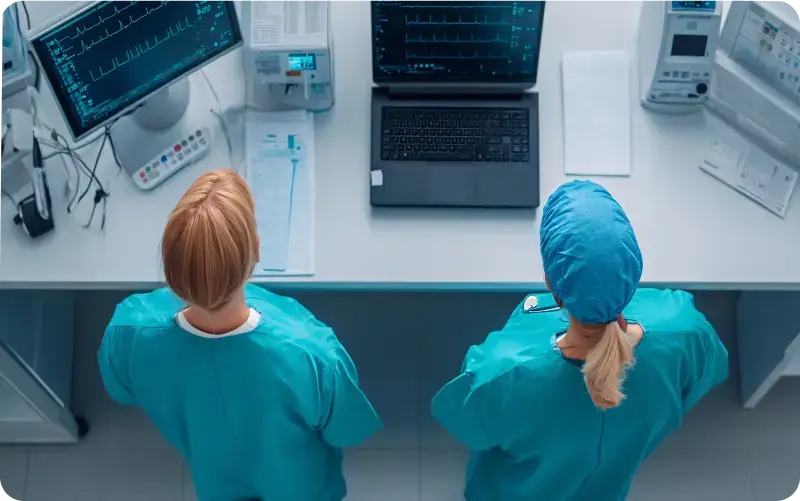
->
[372,1,546,84]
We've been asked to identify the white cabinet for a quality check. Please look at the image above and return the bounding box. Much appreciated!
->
[0,291,83,443]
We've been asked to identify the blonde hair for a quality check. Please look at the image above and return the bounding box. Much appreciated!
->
[582,321,634,410]
[161,169,258,311]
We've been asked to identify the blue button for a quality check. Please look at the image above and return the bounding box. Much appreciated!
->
[161,155,167,163]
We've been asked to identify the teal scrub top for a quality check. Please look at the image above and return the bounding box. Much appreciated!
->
[98,284,382,501]
[431,289,729,501]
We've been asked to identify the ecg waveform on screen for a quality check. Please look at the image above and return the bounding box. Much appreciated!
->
[69,2,160,39]
[405,14,509,26]
[399,4,511,10]
[405,33,509,44]
[89,16,195,82]
[405,50,508,60]
[87,47,206,119]
[35,1,236,131]
[52,2,165,59]
[372,1,541,77]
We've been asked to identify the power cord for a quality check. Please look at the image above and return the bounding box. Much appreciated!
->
[36,127,111,229]
[200,69,234,166]
[20,1,31,29]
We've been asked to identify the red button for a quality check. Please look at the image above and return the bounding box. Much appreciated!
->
[174,145,181,152]
[140,171,146,178]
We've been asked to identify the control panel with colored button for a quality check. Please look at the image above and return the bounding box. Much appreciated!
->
[132,128,211,191]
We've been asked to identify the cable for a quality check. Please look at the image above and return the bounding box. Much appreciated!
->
[75,128,108,205]
[28,49,41,90]
[13,4,26,62]
[200,69,221,106]
[20,1,31,30]
[201,69,234,166]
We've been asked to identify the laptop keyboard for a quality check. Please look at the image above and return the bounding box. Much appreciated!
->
[380,107,530,163]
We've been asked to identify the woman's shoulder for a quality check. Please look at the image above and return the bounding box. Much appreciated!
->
[625,289,707,333]
[108,288,183,329]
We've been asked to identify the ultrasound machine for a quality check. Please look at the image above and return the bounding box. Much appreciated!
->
[370,1,545,208]
[28,1,243,191]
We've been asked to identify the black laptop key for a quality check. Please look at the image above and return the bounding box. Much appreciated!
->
[381,107,530,163]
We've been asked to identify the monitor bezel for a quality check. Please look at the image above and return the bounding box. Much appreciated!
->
[371,1,546,85]
[28,1,244,142]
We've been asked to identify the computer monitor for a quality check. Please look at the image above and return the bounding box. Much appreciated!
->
[30,1,242,141]
[28,1,243,191]
[371,1,545,84]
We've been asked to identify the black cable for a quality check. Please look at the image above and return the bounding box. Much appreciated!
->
[13,4,25,61]
[49,128,107,197]
[20,1,31,30]
[105,129,123,172]
[83,188,108,230]
[28,49,41,90]
[75,128,108,205]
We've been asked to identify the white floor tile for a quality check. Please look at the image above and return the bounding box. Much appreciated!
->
[25,448,183,501]
[739,379,800,451]
[420,449,469,501]
[628,447,754,501]
[0,448,28,501]
[343,449,419,501]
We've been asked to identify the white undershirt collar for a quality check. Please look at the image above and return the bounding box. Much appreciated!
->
[175,307,261,338]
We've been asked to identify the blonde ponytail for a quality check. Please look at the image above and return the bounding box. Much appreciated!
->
[582,321,634,410]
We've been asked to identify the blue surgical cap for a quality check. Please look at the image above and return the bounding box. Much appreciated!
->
[540,180,643,324]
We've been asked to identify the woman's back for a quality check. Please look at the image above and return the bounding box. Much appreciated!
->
[432,289,728,501]
[100,285,381,501]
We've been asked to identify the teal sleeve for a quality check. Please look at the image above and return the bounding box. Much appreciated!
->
[431,374,493,451]
[682,319,729,413]
[97,326,137,406]
[317,350,383,448]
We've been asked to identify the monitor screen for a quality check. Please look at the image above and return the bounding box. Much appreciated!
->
[372,1,545,83]
[671,34,708,56]
[30,1,242,140]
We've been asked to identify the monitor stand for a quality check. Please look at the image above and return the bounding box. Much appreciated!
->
[109,79,211,190]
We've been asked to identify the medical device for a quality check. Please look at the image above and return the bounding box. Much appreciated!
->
[241,1,334,112]
[2,5,32,97]
[0,109,55,238]
[638,1,723,114]
[28,1,243,191]
[708,1,800,168]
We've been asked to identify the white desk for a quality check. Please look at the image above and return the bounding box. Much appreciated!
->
[1,1,798,290]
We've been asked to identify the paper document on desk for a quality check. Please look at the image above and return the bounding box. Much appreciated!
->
[700,139,798,218]
[562,50,631,176]
[245,110,315,276]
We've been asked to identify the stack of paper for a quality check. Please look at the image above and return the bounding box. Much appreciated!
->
[562,50,632,177]
[245,110,315,276]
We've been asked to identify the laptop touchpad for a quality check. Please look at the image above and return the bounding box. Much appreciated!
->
[425,166,476,204]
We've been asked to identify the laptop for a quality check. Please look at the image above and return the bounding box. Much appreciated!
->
[369,1,546,208]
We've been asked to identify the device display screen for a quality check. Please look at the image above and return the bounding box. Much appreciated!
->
[372,1,546,83]
[672,1,716,11]
[671,34,708,57]
[30,1,242,140]
[288,53,317,71]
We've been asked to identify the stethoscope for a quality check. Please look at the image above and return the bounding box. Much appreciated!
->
[521,294,562,314]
